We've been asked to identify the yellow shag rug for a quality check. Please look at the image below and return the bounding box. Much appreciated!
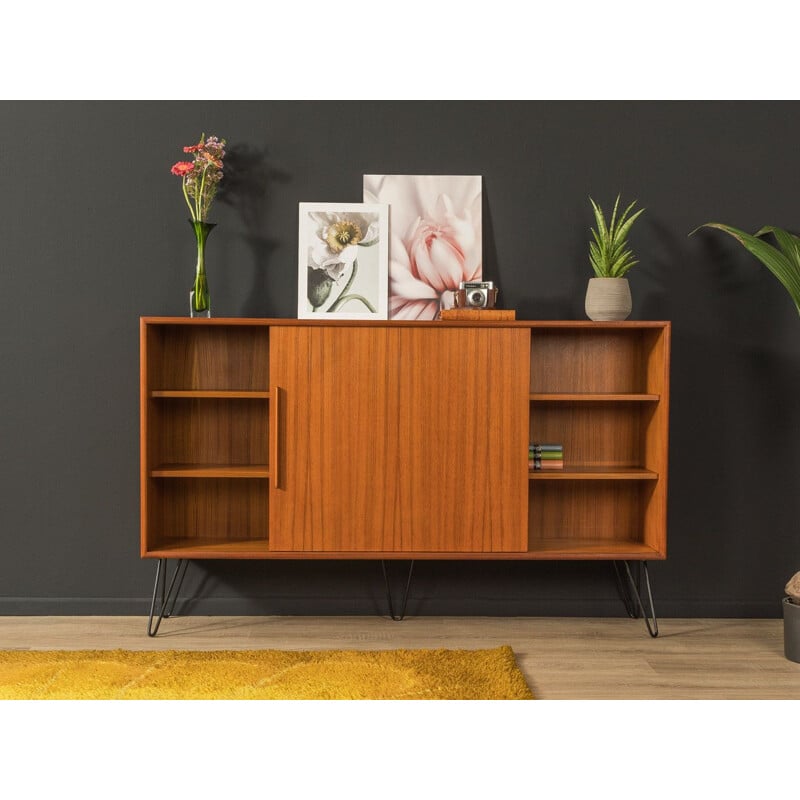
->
[0,646,533,700]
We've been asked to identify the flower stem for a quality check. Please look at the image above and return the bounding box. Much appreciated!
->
[328,259,360,312]
[197,165,208,221]
[331,294,377,313]
[182,178,195,220]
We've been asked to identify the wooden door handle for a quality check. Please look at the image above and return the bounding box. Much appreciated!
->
[270,386,281,489]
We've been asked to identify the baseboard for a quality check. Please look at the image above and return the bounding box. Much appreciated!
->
[0,596,784,618]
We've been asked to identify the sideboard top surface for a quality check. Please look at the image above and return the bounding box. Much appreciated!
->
[141,317,670,330]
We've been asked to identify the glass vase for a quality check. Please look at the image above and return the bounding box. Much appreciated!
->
[189,220,215,317]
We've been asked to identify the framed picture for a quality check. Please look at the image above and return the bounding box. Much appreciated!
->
[298,202,389,320]
[364,175,482,319]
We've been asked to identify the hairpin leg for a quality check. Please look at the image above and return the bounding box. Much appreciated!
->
[147,559,188,637]
[613,560,638,619]
[380,560,415,621]
[614,560,659,637]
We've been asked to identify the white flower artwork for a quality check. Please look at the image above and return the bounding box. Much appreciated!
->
[298,202,389,319]
[363,175,482,319]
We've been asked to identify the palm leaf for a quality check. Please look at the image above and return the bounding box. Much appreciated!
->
[693,223,800,314]
[756,225,800,269]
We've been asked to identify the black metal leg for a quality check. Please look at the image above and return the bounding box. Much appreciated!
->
[147,559,188,637]
[613,561,638,619]
[163,559,189,619]
[615,560,659,638]
[380,560,414,621]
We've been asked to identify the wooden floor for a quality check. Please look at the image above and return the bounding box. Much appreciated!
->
[0,616,798,699]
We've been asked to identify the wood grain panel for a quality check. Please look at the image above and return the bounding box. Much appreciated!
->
[530,403,646,467]
[529,481,649,543]
[145,478,268,553]
[530,329,646,393]
[150,465,269,478]
[530,393,658,401]
[643,325,670,556]
[152,325,269,391]
[530,467,657,480]
[145,538,271,558]
[525,538,659,558]
[140,321,153,558]
[151,399,268,467]
[151,390,270,399]
[269,326,400,552]
[270,326,529,552]
[395,328,529,552]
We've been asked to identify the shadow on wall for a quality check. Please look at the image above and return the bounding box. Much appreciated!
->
[482,179,578,318]
[173,558,629,617]
[481,182,500,293]
[218,142,292,317]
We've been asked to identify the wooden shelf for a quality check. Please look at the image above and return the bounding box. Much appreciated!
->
[526,538,661,559]
[530,393,659,402]
[150,464,270,478]
[145,537,271,559]
[529,467,658,480]
[140,540,661,561]
[151,390,270,399]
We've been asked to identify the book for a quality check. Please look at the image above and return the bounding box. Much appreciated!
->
[529,459,565,470]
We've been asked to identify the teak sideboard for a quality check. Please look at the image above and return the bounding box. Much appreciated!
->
[140,317,670,633]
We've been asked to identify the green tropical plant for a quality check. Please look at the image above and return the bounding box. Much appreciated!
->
[588,194,646,278]
[691,223,800,315]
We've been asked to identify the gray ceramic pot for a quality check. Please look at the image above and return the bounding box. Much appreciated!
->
[783,597,800,663]
[585,277,632,321]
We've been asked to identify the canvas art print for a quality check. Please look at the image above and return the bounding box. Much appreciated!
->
[298,202,389,319]
[363,175,482,319]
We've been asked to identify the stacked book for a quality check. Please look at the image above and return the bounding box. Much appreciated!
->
[529,443,563,470]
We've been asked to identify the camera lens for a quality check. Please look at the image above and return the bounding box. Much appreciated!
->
[469,291,483,305]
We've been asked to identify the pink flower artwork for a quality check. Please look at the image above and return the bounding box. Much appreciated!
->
[364,175,482,319]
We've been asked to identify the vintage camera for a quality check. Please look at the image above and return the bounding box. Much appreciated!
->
[454,280,499,309]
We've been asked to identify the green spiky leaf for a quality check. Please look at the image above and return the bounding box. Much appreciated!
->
[588,194,645,277]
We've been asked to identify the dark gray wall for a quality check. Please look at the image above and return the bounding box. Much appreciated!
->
[1,101,798,618]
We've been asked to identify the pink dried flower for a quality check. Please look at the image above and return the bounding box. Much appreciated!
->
[171,133,226,222]
[170,161,194,176]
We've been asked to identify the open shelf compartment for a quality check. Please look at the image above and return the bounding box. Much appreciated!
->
[528,480,665,559]
[529,401,658,471]
[143,478,269,558]
[530,327,667,395]
[146,397,269,471]
[144,323,269,393]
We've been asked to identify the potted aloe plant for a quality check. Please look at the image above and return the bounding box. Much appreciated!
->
[585,194,646,321]
[693,221,800,662]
